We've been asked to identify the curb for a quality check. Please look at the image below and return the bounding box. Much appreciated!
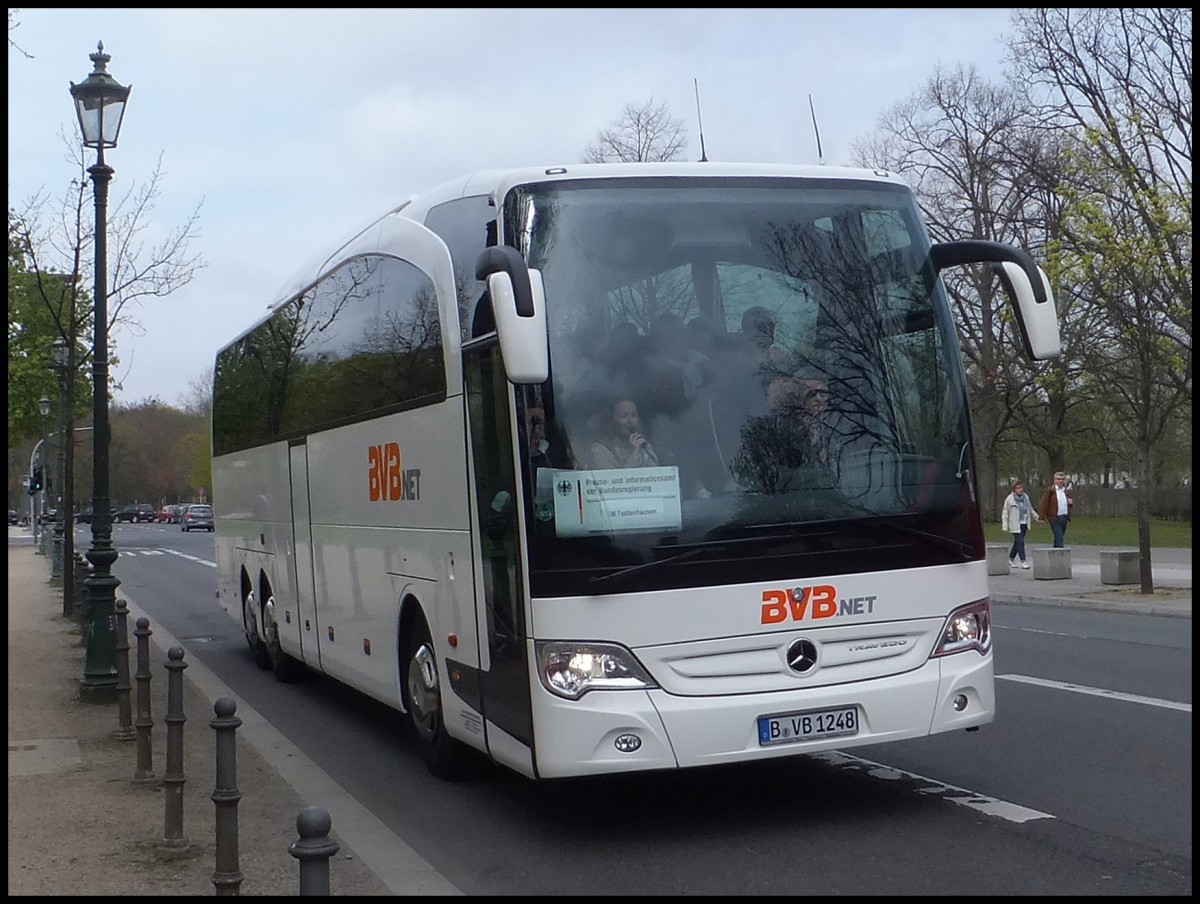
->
[990,591,1192,619]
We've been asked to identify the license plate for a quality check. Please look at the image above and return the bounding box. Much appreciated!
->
[758,706,859,746]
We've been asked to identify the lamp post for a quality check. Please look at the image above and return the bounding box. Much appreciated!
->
[51,335,75,608]
[51,337,69,582]
[71,41,130,703]
[34,397,51,553]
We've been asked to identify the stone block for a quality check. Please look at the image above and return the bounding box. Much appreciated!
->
[986,544,1011,576]
[1033,546,1072,580]
[1100,550,1140,585]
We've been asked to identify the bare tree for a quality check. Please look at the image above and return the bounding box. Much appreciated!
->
[1009,7,1192,592]
[851,65,1072,518]
[7,8,33,59]
[582,98,688,163]
[11,136,205,610]
[180,369,213,417]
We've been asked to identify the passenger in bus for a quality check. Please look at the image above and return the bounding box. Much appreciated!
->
[645,312,713,417]
[585,396,714,498]
[526,405,575,471]
[735,306,790,377]
[792,374,832,467]
[587,398,660,469]
[603,321,652,402]
[728,373,832,492]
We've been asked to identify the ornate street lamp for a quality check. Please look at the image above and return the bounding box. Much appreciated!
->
[71,41,130,703]
[50,337,69,583]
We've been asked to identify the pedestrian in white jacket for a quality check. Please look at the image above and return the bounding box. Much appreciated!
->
[1000,480,1034,568]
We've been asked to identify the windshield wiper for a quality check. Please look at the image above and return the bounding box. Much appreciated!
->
[870,519,974,561]
[587,544,717,592]
[587,530,825,592]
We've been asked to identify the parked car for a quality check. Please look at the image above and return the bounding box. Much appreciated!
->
[75,507,118,524]
[156,506,184,523]
[8,509,18,525]
[180,503,214,532]
[115,504,157,524]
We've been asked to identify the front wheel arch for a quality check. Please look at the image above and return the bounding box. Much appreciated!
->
[399,599,473,780]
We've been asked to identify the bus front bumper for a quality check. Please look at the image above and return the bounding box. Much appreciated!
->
[529,652,993,779]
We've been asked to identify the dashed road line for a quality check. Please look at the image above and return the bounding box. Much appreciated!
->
[810,751,1054,823]
[997,674,1191,713]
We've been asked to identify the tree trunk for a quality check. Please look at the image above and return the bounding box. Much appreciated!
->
[1135,442,1154,594]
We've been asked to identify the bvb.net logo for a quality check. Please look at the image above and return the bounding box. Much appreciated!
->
[557,480,574,497]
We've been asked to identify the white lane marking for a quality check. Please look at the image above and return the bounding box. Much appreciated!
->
[158,548,217,568]
[117,547,215,566]
[997,625,1078,637]
[997,674,1191,713]
[810,751,1054,823]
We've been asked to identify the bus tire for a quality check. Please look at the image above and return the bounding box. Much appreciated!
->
[262,593,298,682]
[244,589,271,670]
[403,614,470,780]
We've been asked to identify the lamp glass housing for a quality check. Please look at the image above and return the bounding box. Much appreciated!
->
[69,43,130,150]
[51,337,70,371]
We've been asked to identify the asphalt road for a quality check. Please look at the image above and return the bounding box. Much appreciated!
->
[86,523,1192,895]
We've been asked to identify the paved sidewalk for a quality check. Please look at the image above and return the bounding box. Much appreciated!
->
[987,544,1191,618]
[6,531,454,896]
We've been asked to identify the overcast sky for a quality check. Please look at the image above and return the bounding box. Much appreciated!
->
[8,8,1015,408]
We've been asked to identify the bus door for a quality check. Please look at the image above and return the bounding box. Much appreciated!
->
[288,439,321,669]
[463,340,535,770]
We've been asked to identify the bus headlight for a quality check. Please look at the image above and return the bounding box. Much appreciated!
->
[931,599,992,657]
[535,641,658,699]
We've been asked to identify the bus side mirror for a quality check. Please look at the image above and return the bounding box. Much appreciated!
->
[991,261,1060,360]
[475,247,549,384]
[930,239,1061,361]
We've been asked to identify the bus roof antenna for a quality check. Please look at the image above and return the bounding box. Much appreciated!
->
[809,93,824,165]
[694,78,708,163]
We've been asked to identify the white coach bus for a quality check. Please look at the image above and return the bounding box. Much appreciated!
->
[211,162,1060,780]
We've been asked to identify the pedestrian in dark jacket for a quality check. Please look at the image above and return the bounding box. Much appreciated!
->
[1037,470,1074,548]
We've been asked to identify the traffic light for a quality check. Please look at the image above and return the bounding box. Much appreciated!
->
[31,466,43,493]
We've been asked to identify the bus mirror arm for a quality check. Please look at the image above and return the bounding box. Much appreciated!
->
[476,246,534,317]
[475,247,549,384]
[929,239,1061,362]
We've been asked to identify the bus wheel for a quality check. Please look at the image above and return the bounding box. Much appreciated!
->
[403,616,470,780]
[262,594,297,682]
[244,590,271,670]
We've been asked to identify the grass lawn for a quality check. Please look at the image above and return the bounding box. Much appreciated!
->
[984,516,1191,549]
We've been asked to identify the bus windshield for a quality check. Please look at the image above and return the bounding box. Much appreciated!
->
[507,177,980,597]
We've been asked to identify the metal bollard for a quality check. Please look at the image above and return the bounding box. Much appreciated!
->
[289,807,340,895]
[112,600,135,740]
[51,519,63,581]
[132,617,156,784]
[74,554,91,635]
[210,697,244,896]
[160,646,188,850]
